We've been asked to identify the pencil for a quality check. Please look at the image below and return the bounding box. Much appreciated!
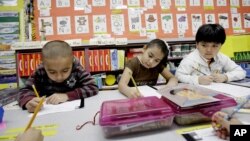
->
[32,84,40,98]
[192,66,207,75]
[226,95,250,120]
[129,73,141,96]
[24,96,45,131]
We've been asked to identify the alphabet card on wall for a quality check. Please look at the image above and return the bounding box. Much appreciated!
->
[93,15,107,34]
[75,15,89,34]
[191,14,202,35]
[218,13,229,29]
[38,17,53,36]
[57,16,71,35]
[161,14,173,33]
[111,14,125,35]
[145,13,158,32]
[33,0,250,42]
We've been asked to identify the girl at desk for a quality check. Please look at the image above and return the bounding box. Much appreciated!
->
[118,39,178,98]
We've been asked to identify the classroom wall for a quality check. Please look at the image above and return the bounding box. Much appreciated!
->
[1,0,250,58]
[0,0,24,41]
[221,34,250,57]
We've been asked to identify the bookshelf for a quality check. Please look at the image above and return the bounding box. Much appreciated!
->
[13,39,196,89]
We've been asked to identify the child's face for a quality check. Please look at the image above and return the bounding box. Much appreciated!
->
[140,46,164,69]
[43,56,73,83]
[196,42,221,60]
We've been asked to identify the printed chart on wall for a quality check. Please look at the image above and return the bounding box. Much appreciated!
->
[33,0,250,43]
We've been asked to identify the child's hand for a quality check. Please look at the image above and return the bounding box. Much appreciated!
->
[15,128,44,141]
[25,97,43,113]
[211,111,241,140]
[46,93,69,105]
[126,87,142,98]
[211,112,230,139]
[211,74,228,83]
[198,75,213,85]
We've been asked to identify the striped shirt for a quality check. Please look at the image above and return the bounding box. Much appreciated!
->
[18,58,99,109]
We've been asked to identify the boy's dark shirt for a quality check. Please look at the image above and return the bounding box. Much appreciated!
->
[18,58,99,109]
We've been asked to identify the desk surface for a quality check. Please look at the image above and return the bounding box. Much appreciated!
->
[1,89,249,141]
[0,90,186,141]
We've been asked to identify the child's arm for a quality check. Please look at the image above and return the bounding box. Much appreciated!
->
[175,59,201,85]
[161,68,178,87]
[18,74,40,110]
[118,67,141,98]
[220,56,246,82]
[65,68,99,101]
[46,93,69,105]
[25,97,43,113]
[211,111,242,139]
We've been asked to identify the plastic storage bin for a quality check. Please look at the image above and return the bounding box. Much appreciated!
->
[99,96,174,137]
[159,84,237,125]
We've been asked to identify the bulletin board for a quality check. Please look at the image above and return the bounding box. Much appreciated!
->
[33,0,250,42]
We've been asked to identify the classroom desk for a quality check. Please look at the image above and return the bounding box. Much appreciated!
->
[1,88,249,141]
[1,89,185,141]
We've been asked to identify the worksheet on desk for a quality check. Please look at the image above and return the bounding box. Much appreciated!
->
[137,85,162,98]
[176,124,225,141]
[198,83,250,98]
[28,100,80,117]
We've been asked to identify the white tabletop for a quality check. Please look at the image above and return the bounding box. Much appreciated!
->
[1,88,249,141]
[0,89,185,141]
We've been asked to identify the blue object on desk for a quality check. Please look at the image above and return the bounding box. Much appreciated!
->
[226,95,250,120]
[0,107,4,123]
[244,68,250,78]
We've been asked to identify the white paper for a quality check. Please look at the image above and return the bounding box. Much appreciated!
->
[137,85,162,98]
[29,100,80,117]
[198,83,250,98]
[182,127,225,141]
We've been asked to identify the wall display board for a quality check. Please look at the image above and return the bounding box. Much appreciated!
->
[33,0,250,42]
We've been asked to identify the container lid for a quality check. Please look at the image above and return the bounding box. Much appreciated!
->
[99,96,174,126]
[158,84,220,107]
[162,93,237,116]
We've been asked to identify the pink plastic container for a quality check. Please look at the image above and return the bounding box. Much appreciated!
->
[99,96,174,137]
[160,86,237,125]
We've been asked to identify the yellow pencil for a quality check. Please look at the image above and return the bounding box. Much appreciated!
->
[32,84,40,98]
[129,73,141,96]
[24,96,45,131]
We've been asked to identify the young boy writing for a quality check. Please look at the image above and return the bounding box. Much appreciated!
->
[175,24,246,85]
[18,40,99,112]
[118,39,178,98]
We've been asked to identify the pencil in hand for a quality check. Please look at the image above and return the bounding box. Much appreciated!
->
[25,96,45,131]
[129,72,141,97]
[226,95,250,120]
[192,66,207,75]
[32,84,40,98]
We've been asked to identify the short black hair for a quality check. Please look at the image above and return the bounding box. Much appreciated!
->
[195,24,226,44]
